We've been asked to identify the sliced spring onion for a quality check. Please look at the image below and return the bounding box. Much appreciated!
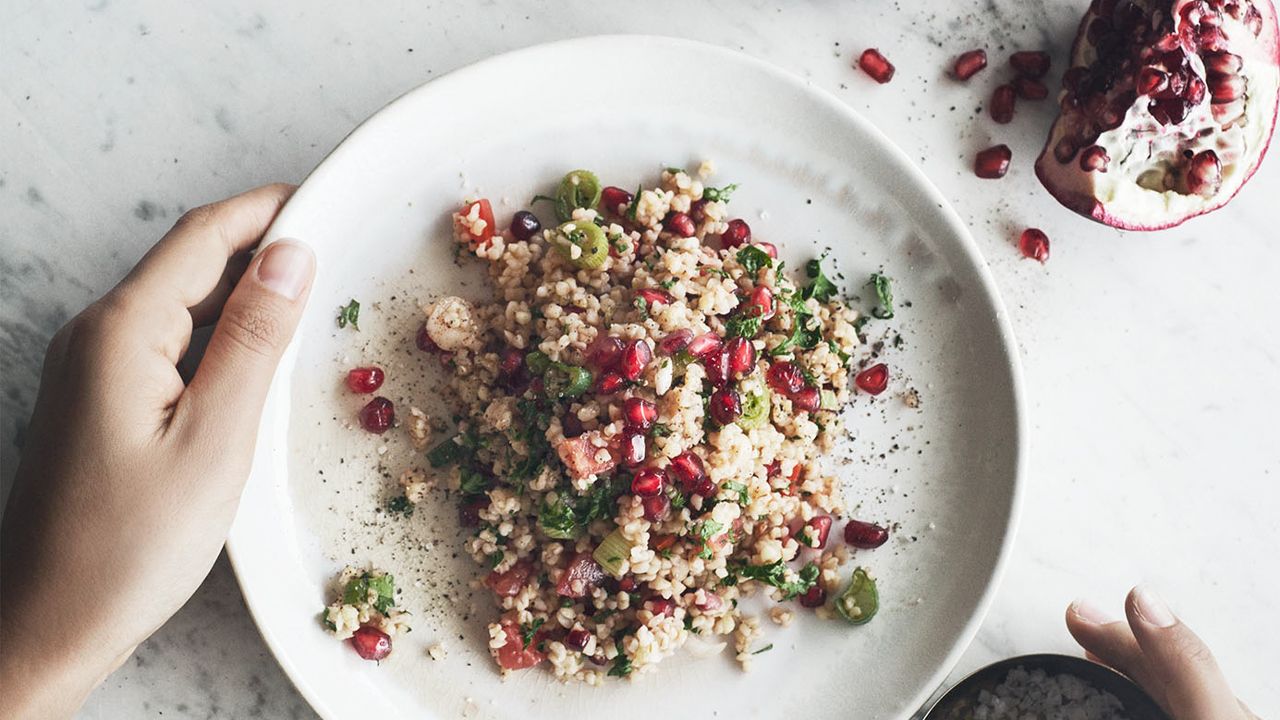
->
[553,220,608,269]
[525,351,552,375]
[593,527,635,578]
[835,567,878,625]
[554,170,602,221]
[544,362,591,399]
[736,388,772,430]
[820,389,837,410]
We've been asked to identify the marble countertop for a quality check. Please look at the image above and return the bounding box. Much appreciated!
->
[2,1,1277,718]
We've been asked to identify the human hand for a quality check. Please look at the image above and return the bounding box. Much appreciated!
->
[0,184,314,719]
[1067,586,1257,720]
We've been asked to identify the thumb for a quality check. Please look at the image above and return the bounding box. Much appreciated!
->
[1124,585,1245,720]
[177,238,315,443]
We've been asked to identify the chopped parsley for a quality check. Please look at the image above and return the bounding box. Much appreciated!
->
[651,422,673,438]
[702,183,739,203]
[320,608,336,631]
[729,561,819,600]
[869,272,894,319]
[724,313,763,339]
[387,495,414,517]
[735,245,773,275]
[519,618,545,648]
[666,483,687,510]
[660,278,677,290]
[751,643,774,655]
[486,551,505,569]
[802,257,838,303]
[721,481,750,506]
[336,299,361,330]
[608,639,634,677]
[625,184,642,221]
[634,296,650,319]
[343,572,397,614]
[694,519,725,559]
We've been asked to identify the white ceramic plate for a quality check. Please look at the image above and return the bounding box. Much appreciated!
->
[227,35,1026,720]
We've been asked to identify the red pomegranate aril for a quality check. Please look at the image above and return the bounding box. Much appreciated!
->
[990,84,1017,124]
[745,285,776,321]
[721,219,751,248]
[664,211,696,238]
[351,625,392,661]
[756,241,778,258]
[792,386,821,413]
[1009,50,1051,78]
[798,584,827,609]
[685,332,723,359]
[670,452,711,496]
[804,515,834,549]
[1079,145,1110,172]
[725,337,757,378]
[618,577,638,593]
[415,323,440,353]
[1012,76,1049,100]
[585,334,625,370]
[346,366,385,394]
[858,48,896,84]
[358,396,395,433]
[636,288,674,307]
[689,198,709,222]
[854,364,889,395]
[1187,150,1223,197]
[766,361,806,396]
[499,347,525,378]
[646,597,676,617]
[594,371,626,395]
[621,431,647,467]
[459,498,487,527]
[623,397,659,431]
[844,519,890,549]
[564,628,592,652]
[600,186,633,214]
[1136,66,1169,95]
[631,467,667,497]
[658,329,693,355]
[1019,228,1051,263]
[1209,72,1244,102]
[709,388,743,426]
[703,348,732,388]
[510,210,542,241]
[620,339,653,381]
[974,144,1013,179]
[642,492,671,522]
[952,49,988,81]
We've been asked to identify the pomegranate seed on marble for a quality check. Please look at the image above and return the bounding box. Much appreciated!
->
[594,371,626,395]
[346,367,385,394]
[510,210,542,241]
[722,219,751,248]
[854,364,889,395]
[803,515,834,549]
[358,396,395,433]
[646,597,676,617]
[974,144,1013,179]
[415,323,440,353]
[351,625,392,661]
[798,584,827,608]
[685,332,722,359]
[621,431,647,467]
[564,628,592,652]
[858,48,896,84]
[745,285,776,321]
[664,211,696,237]
[631,467,667,497]
[756,241,778,258]
[620,340,652,381]
[844,519,890,549]
[585,334,624,370]
[725,337,757,378]
[636,288,674,307]
[623,397,658,431]
[792,386,821,413]
[766,361,805,396]
[952,49,988,80]
[1012,76,1048,100]
[1079,145,1110,172]
[709,388,743,425]
[600,186,633,214]
[1009,50,1050,78]
[670,451,712,496]
[990,84,1017,123]
[642,492,671,522]
[659,328,693,355]
[703,348,732,387]
[1019,228,1051,263]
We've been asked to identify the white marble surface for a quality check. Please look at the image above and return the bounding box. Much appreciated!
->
[2,1,1277,718]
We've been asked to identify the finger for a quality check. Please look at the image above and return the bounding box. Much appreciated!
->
[174,238,315,447]
[188,249,253,328]
[1125,585,1243,720]
[1065,598,1162,704]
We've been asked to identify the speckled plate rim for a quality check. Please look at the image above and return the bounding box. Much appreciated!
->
[226,34,1028,720]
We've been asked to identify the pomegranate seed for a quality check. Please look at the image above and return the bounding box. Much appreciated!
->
[756,242,778,258]
[952,49,988,81]
[844,519,890,549]
[618,576,638,593]
[499,347,525,379]
[1208,72,1244,102]
[709,388,743,426]
[600,186,633,214]
[620,340,652,381]
[689,198,708,222]
[990,84,1017,123]
[510,210,542,241]
[670,452,712,496]
[974,144,1013,179]
[564,628,592,652]
[792,386,821,413]
[594,371,626,395]
[1186,150,1222,196]
[744,285,776,321]
[703,348,732,388]
[685,332,723,359]
[459,498,487,527]
[358,396,395,433]
[585,334,624,370]
[798,584,827,609]
[1009,50,1050,78]
[350,625,392,661]
[658,329,693,355]
[623,397,659,431]
[664,211,696,238]
[646,597,676,617]
[1136,66,1168,95]
[415,323,440,353]
[766,361,806,396]
[725,337,757,378]
[636,288,674,307]
[642,492,671,522]
[721,219,751,248]
[854,364,889,395]
[1012,76,1048,100]
[858,48,896,84]
[631,467,667,497]
[621,431,647,467]
[345,367,385,393]
[1079,145,1110,172]
[1018,228,1051,264]
[803,515,834,549]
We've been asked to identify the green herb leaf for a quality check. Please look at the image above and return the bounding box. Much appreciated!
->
[729,561,819,600]
[868,272,894,319]
[751,643,774,655]
[520,618,545,648]
[539,496,579,539]
[427,437,464,468]
[650,422,673,438]
[702,183,739,203]
[660,278,677,290]
[608,639,634,677]
[320,607,336,631]
[459,468,491,496]
[802,258,838,303]
[724,313,763,339]
[625,184,642,221]
[387,495,414,517]
[736,245,773,274]
[486,551,505,569]
[336,299,361,330]
[721,481,750,506]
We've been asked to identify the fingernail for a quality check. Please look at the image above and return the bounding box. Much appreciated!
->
[1132,585,1177,628]
[256,239,313,300]
[1070,598,1115,624]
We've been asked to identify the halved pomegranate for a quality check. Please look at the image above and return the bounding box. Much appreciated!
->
[1036,0,1280,229]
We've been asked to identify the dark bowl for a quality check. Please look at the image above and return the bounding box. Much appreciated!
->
[923,653,1170,720]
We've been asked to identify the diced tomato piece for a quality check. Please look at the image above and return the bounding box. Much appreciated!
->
[486,562,532,597]
[651,534,678,552]
[461,199,496,244]
[493,619,546,670]
[556,431,618,480]
[556,552,607,598]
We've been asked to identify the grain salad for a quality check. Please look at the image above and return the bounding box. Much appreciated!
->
[340,165,897,677]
